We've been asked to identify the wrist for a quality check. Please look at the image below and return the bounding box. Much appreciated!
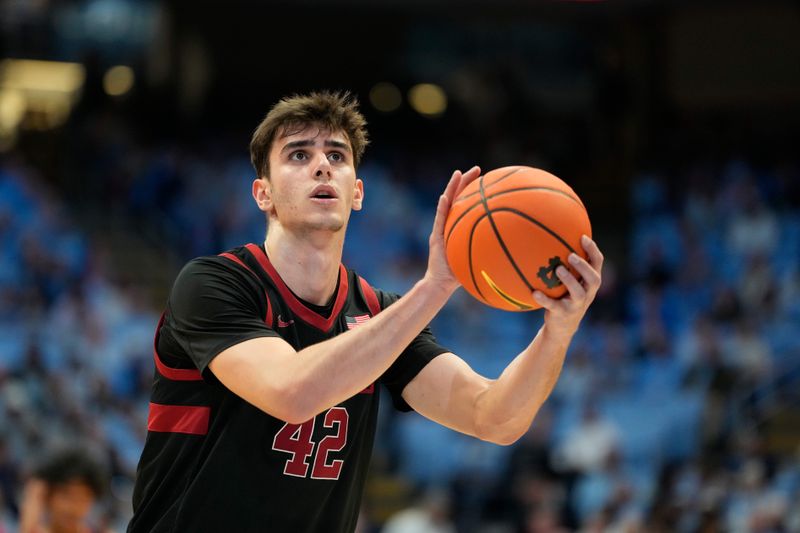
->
[541,321,577,346]
[418,274,456,302]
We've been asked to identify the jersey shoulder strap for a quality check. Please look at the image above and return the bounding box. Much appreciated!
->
[356,275,382,317]
[218,250,276,328]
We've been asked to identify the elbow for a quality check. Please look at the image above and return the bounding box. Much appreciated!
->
[276,405,311,425]
[485,425,526,446]
[268,380,317,425]
[475,419,528,447]
[473,396,544,446]
[493,431,523,447]
[281,411,313,426]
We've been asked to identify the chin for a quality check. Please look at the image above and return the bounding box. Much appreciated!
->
[305,219,345,233]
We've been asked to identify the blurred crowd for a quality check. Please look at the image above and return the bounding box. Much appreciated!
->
[1,122,799,533]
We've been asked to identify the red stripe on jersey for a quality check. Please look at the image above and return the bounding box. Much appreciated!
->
[358,277,382,317]
[153,313,203,381]
[355,279,379,395]
[219,252,274,327]
[219,252,248,270]
[244,243,349,332]
[148,403,210,435]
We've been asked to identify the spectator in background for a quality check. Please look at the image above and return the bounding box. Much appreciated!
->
[553,404,620,475]
[525,505,568,533]
[554,345,596,404]
[678,316,736,447]
[573,449,640,530]
[382,488,455,533]
[19,449,110,533]
[491,408,566,530]
[738,254,778,317]
[0,439,18,522]
[726,457,789,533]
[723,318,773,387]
[727,195,778,259]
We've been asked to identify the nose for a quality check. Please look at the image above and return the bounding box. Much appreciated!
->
[314,153,331,179]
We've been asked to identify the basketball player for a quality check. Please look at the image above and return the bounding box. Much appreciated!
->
[128,91,603,532]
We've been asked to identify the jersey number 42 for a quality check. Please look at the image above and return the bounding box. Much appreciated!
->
[272,407,349,480]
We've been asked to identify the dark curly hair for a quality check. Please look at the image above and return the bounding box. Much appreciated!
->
[32,448,108,497]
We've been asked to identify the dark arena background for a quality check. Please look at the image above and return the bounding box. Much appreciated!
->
[1,0,800,531]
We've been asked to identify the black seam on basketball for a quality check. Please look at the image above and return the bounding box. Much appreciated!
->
[467,211,487,302]
[453,167,522,205]
[446,186,585,246]
[490,207,578,254]
[478,175,536,293]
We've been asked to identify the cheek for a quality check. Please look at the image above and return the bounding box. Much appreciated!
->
[51,495,92,522]
[49,484,95,523]
[270,177,298,201]
[272,186,297,207]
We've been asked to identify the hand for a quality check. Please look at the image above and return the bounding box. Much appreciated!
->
[533,235,603,338]
[425,166,482,293]
[19,479,48,533]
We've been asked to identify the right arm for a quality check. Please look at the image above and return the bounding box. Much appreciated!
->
[210,277,449,424]
[208,167,481,424]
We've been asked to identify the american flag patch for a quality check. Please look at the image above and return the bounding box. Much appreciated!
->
[346,314,370,329]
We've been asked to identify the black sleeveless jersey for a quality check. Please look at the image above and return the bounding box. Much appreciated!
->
[127,244,448,533]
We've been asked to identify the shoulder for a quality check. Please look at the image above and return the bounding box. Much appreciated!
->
[176,248,260,284]
[170,251,265,305]
[344,269,399,312]
[376,289,401,309]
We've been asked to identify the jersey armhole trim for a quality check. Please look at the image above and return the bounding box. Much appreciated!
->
[358,276,382,317]
[153,313,203,381]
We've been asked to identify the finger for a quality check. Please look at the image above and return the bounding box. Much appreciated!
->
[454,165,481,197]
[567,253,601,291]
[430,193,450,241]
[556,265,586,303]
[532,290,559,310]
[442,169,463,203]
[581,235,604,271]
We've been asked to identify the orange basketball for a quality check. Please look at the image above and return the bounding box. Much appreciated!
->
[444,166,592,311]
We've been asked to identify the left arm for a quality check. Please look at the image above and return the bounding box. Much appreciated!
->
[402,236,604,445]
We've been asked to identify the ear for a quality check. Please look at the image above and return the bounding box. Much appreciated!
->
[252,177,272,213]
[352,178,364,211]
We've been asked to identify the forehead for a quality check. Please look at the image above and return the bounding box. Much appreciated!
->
[274,124,350,148]
[50,481,95,501]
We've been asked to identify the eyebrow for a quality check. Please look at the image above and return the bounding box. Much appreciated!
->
[280,139,352,153]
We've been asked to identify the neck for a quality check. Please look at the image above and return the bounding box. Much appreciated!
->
[264,223,345,305]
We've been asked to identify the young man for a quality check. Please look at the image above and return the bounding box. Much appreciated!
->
[19,449,109,533]
[128,91,603,532]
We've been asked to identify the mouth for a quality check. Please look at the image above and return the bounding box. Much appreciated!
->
[310,185,338,200]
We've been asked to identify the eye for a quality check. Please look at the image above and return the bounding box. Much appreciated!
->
[328,152,344,163]
[290,151,307,161]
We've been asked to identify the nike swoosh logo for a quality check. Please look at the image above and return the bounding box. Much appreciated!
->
[277,316,294,328]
